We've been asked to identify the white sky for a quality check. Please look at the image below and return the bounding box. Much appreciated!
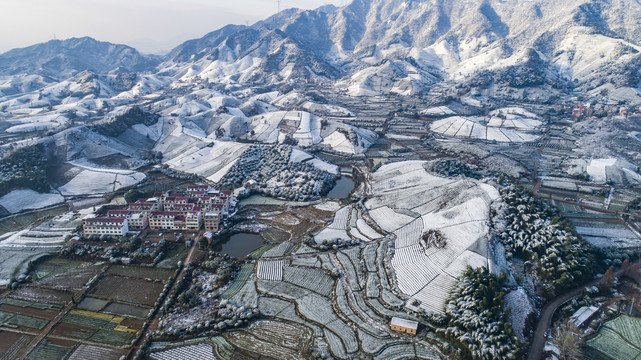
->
[0,0,344,54]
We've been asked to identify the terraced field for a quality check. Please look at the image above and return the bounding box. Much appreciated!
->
[222,238,442,360]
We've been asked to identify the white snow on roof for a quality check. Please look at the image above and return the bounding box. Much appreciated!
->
[569,305,599,327]
[391,317,418,330]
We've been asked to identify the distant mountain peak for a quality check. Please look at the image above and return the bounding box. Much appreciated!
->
[0,37,160,80]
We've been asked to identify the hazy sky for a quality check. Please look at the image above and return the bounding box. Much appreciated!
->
[0,0,344,54]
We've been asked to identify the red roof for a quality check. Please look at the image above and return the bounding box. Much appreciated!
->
[221,190,232,195]
[107,210,132,217]
[150,211,178,217]
[85,217,125,224]
[169,203,195,209]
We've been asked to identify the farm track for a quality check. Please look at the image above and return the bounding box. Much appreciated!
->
[17,265,109,359]
[128,244,197,359]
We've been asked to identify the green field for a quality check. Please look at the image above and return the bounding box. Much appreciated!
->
[587,315,641,360]
[221,264,255,300]
[26,340,74,360]
[0,206,67,235]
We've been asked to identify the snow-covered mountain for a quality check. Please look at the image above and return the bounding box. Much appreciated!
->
[159,0,641,96]
[0,37,161,81]
[3,0,641,97]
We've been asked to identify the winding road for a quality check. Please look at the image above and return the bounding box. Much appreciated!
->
[527,267,630,360]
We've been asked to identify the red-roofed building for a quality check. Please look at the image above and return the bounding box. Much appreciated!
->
[108,210,148,231]
[187,185,209,193]
[149,211,178,230]
[83,217,129,236]
[204,212,220,232]
[129,199,159,212]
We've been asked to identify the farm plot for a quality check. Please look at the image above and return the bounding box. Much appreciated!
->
[58,168,145,196]
[586,315,641,360]
[357,219,383,240]
[223,320,313,360]
[229,275,259,308]
[261,242,295,258]
[283,265,335,297]
[430,108,542,143]
[106,265,174,281]
[221,263,255,300]
[365,161,498,314]
[7,286,73,306]
[26,339,75,360]
[163,141,250,183]
[573,221,640,248]
[314,206,353,243]
[0,309,49,330]
[0,331,34,360]
[256,260,284,281]
[150,343,218,360]
[33,258,106,290]
[0,299,59,329]
[0,189,64,214]
[67,344,125,360]
[103,302,150,319]
[54,309,138,346]
[88,275,164,307]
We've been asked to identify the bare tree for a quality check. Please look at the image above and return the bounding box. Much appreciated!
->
[553,324,583,360]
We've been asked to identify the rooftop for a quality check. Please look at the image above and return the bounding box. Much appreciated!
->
[569,306,599,328]
[391,317,418,330]
[85,217,126,224]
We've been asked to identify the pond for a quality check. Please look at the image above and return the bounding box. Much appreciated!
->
[213,233,265,258]
[327,177,355,199]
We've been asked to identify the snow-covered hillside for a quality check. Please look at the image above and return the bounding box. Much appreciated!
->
[364,161,500,314]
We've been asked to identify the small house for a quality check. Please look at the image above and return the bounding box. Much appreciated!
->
[390,317,418,335]
[569,305,599,329]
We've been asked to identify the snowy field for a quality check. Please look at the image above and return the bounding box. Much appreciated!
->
[0,209,86,285]
[0,189,64,214]
[58,167,146,196]
[364,161,499,314]
[163,140,250,183]
[430,107,542,143]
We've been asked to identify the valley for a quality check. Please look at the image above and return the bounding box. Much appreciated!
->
[1,0,641,359]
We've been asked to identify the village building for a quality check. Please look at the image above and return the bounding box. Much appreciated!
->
[390,317,418,335]
[569,305,600,329]
[83,217,129,236]
[203,212,221,232]
[129,199,159,212]
[149,211,179,230]
[107,210,148,231]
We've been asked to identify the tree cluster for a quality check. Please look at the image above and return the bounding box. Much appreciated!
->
[422,229,447,249]
[439,267,524,360]
[0,144,50,197]
[426,159,483,179]
[498,186,593,297]
[200,252,240,288]
[310,237,360,251]
[60,235,169,265]
[92,107,159,137]
[220,145,337,201]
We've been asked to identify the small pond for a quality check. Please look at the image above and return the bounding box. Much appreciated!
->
[327,177,355,199]
[213,232,265,258]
